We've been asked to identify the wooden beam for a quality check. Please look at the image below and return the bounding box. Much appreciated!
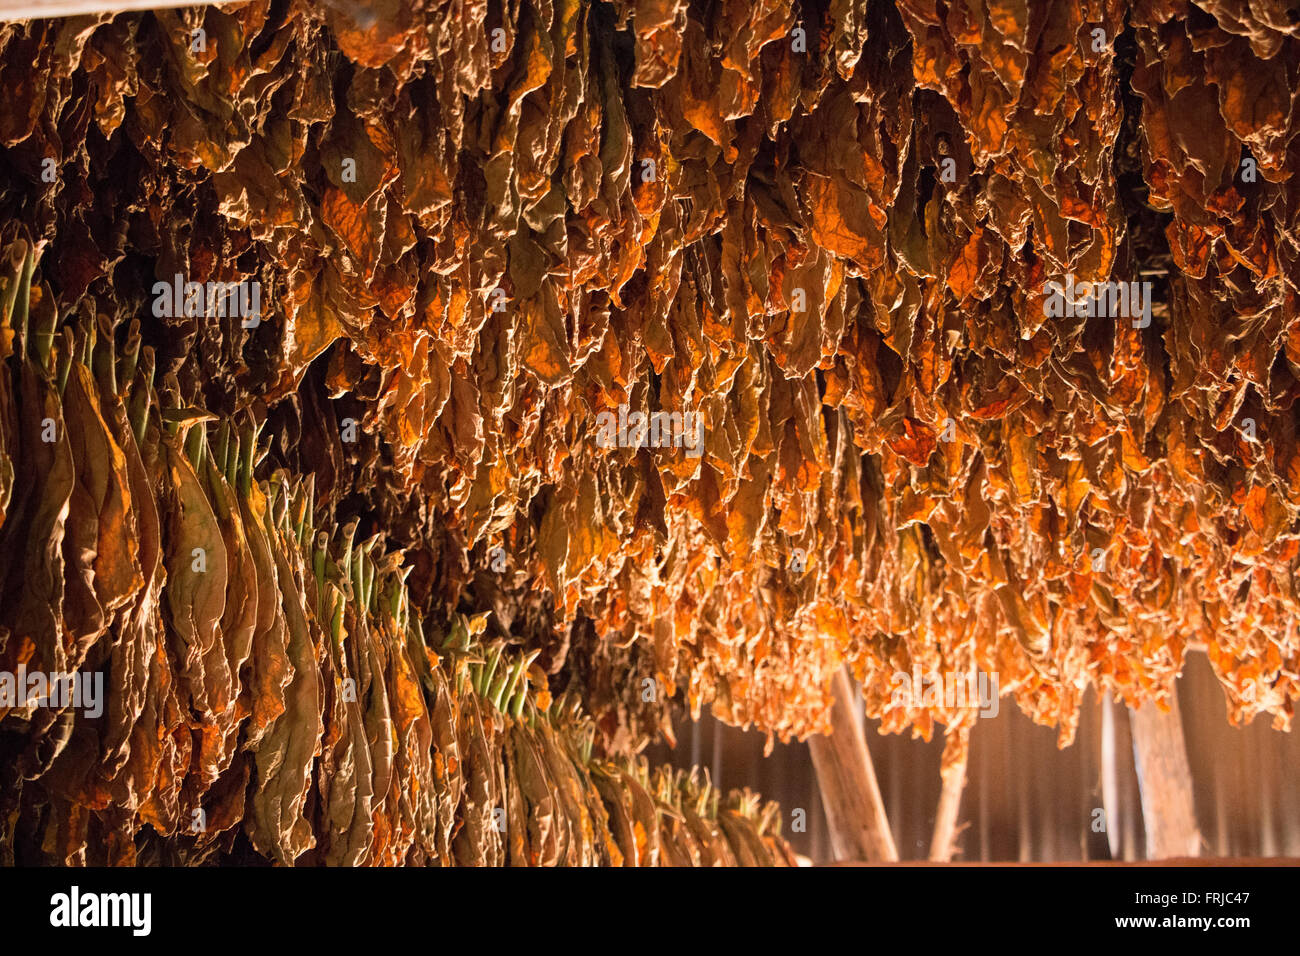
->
[929,724,970,861]
[0,0,235,19]
[808,667,899,861]
[1130,693,1202,859]
[821,857,1300,867]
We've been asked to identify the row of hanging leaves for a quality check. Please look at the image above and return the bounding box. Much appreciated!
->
[0,234,793,865]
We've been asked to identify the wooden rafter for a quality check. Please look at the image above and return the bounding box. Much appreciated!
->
[0,0,232,19]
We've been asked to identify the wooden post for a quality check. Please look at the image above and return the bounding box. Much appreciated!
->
[1130,693,1201,859]
[808,667,898,861]
[929,724,970,861]
[1100,694,1124,859]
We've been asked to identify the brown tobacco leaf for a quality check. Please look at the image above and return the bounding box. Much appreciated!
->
[452,694,503,866]
[162,433,230,729]
[61,363,140,647]
[247,505,323,864]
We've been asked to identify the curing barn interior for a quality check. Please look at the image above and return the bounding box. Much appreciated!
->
[0,0,1297,867]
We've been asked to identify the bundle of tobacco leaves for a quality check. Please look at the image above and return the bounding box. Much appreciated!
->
[0,0,1298,760]
[0,236,793,865]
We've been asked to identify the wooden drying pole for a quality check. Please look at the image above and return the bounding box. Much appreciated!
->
[929,724,971,861]
[1130,693,1202,859]
[0,0,236,18]
[808,667,899,861]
